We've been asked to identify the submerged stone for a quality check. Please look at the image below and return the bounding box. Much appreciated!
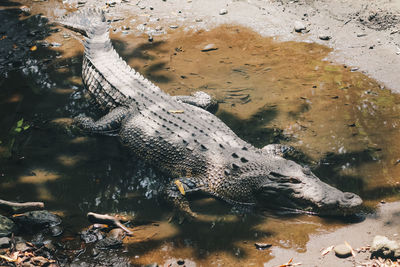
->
[12,210,61,230]
[0,215,16,237]
[96,237,123,249]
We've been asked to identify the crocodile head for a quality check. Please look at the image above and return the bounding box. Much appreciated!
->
[256,157,363,216]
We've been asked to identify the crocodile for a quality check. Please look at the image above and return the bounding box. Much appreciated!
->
[58,9,362,218]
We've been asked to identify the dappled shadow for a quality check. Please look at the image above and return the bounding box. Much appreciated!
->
[312,150,377,198]
[217,106,288,148]
[111,39,173,83]
[0,0,20,7]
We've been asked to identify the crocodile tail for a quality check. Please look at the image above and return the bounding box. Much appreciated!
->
[56,9,107,37]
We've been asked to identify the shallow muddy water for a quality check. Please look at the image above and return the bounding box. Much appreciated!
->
[1,2,400,266]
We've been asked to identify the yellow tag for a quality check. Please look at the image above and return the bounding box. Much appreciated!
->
[169,110,184,114]
[30,45,37,51]
[174,180,186,195]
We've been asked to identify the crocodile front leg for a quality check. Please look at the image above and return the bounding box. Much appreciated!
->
[165,177,205,222]
[172,91,217,110]
[75,106,129,135]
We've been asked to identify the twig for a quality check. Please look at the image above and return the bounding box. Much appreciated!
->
[87,212,133,236]
[0,199,44,214]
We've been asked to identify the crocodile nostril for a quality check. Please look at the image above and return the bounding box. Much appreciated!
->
[343,192,355,200]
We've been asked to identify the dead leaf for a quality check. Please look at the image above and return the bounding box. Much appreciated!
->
[0,252,18,262]
[344,241,356,257]
[30,45,37,51]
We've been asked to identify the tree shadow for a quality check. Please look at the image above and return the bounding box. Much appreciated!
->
[217,105,289,148]
[0,0,20,7]
[111,39,173,84]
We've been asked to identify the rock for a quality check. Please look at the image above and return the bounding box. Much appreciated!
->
[294,21,306,33]
[219,9,228,15]
[12,210,61,230]
[0,215,16,237]
[80,228,104,243]
[91,247,100,257]
[107,228,125,240]
[201,44,218,52]
[334,244,352,258]
[0,237,10,248]
[319,34,331,40]
[254,243,272,250]
[49,225,63,237]
[20,6,31,15]
[16,242,31,252]
[96,237,122,249]
[371,235,400,258]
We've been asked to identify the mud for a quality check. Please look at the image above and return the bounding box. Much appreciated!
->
[0,0,400,266]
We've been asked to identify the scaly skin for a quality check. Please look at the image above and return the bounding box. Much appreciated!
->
[59,9,363,218]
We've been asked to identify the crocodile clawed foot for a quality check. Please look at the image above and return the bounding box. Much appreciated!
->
[168,209,198,224]
[73,114,92,127]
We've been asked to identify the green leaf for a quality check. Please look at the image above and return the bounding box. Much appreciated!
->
[23,125,30,130]
[16,119,24,128]
[14,127,22,133]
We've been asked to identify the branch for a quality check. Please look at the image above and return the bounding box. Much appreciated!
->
[0,199,44,214]
[87,212,133,235]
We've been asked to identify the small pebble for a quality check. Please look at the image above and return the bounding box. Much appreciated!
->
[91,247,100,257]
[169,25,179,29]
[201,43,218,52]
[20,6,31,15]
[254,243,272,250]
[319,34,331,40]
[49,225,63,237]
[357,33,367,37]
[219,9,228,15]
[334,244,352,258]
[294,21,306,33]
[0,237,10,248]
[350,67,359,72]
[16,242,30,252]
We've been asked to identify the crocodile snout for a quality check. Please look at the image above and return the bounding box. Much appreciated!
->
[339,192,363,208]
